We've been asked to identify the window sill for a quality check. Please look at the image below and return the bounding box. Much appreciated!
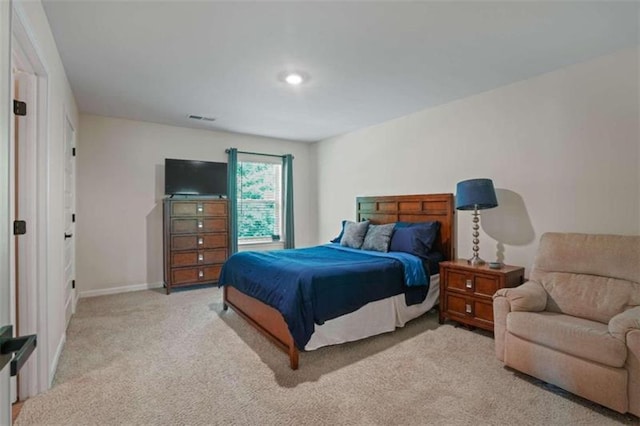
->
[238,241,285,252]
[239,239,279,245]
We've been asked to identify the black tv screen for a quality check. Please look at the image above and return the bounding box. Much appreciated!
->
[165,159,228,196]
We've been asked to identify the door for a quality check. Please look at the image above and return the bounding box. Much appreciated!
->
[63,117,75,326]
[1,1,14,424]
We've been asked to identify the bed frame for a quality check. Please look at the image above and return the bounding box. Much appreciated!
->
[223,193,455,369]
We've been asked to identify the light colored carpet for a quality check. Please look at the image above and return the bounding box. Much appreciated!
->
[16,287,637,425]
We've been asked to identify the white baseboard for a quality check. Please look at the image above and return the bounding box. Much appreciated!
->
[49,333,66,387]
[78,282,164,299]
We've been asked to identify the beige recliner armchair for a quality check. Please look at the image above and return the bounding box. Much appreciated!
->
[493,232,640,416]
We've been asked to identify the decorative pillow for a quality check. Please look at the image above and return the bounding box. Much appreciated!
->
[340,221,370,249]
[389,221,440,258]
[361,223,396,252]
[330,220,347,243]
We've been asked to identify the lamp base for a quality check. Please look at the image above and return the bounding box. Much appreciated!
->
[467,254,485,267]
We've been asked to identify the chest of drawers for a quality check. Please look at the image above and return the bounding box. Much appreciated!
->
[438,260,524,331]
[163,198,229,294]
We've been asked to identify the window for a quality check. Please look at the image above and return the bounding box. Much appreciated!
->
[237,161,282,244]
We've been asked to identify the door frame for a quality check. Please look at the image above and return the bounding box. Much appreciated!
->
[11,4,51,398]
[1,0,13,423]
[62,111,77,324]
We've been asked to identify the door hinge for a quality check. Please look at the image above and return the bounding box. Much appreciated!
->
[72,147,76,157]
[13,220,26,235]
[13,100,27,116]
[72,280,75,289]
[72,213,76,223]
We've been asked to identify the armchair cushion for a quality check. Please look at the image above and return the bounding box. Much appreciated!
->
[493,280,547,312]
[609,306,640,341]
[531,271,639,324]
[507,311,627,368]
[532,232,640,284]
[530,233,640,324]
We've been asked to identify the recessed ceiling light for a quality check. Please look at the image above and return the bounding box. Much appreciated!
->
[285,73,304,85]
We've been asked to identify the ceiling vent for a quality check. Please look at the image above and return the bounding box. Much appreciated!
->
[187,114,216,122]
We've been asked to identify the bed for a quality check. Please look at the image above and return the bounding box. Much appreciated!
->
[220,193,455,369]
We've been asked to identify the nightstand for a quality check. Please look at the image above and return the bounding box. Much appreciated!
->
[438,260,524,332]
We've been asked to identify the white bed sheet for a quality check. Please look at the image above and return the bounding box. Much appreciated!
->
[304,274,440,350]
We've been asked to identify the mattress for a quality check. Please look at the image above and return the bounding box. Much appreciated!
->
[305,274,440,350]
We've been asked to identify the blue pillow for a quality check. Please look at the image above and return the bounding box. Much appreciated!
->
[395,222,412,229]
[330,220,348,243]
[389,221,440,258]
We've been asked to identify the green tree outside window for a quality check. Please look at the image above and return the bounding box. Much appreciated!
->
[237,161,282,241]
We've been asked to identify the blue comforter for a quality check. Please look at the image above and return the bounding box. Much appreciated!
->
[218,244,428,349]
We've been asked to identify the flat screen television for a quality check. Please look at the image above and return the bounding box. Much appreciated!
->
[165,158,228,196]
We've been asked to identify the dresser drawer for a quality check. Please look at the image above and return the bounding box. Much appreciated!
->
[171,217,228,234]
[171,265,222,285]
[171,201,227,217]
[171,233,228,250]
[170,249,227,267]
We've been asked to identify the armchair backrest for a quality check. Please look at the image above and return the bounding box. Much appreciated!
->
[530,232,640,324]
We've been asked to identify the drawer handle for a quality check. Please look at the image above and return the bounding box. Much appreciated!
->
[198,270,204,278]
[465,304,472,314]
[198,221,203,228]
[465,279,473,289]
[198,238,204,245]
[197,204,204,213]
[198,253,204,262]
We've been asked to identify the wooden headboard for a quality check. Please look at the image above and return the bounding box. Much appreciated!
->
[356,193,455,261]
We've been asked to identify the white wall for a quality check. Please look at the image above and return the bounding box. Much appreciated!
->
[12,0,80,387]
[76,115,316,295]
[313,48,640,274]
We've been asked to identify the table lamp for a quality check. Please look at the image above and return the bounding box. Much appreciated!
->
[455,178,498,266]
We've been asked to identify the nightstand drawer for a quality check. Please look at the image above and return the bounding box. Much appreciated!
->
[445,269,499,298]
[446,293,473,317]
[445,294,494,326]
[474,299,494,323]
[474,274,500,297]
[446,270,474,292]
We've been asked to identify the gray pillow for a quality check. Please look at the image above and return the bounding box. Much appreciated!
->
[362,223,396,252]
[340,221,370,249]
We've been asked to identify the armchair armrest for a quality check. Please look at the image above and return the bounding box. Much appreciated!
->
[609,306,640,342]
[493,280,546,362]
[493,280,547,312]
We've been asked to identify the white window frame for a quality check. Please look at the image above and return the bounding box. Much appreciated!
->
[237,155,284,247]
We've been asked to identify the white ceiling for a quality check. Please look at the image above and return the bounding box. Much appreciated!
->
[42,1,638,142]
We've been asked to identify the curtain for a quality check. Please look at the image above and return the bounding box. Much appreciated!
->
[282,154,295,249]
[227,148,238,254]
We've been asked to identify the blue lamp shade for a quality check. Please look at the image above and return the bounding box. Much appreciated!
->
[455,178,498,211]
